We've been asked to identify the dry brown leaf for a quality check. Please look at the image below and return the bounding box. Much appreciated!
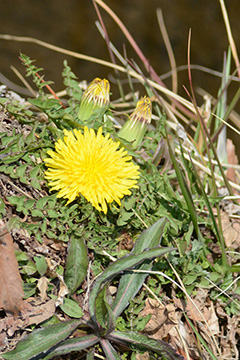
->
[27,298,56,325]
[138,298,169,333]
[136,352,150,360]
[221,212,240,249]
[173,296,203,322]
[0,220,24,316]
[37,276,49,302]
[0,298,55,347]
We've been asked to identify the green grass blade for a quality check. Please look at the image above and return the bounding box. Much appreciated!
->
[189,157,228,267]
[165,132,200,238]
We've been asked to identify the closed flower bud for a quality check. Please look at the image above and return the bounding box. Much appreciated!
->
[118,96,152,149]
[78,78,110,121]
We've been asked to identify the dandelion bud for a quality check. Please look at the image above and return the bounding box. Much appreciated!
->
[78,78,110,121]
[118,96,152,149]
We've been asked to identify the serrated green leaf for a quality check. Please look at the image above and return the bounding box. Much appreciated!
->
[117,211,134,226]
[2,153,24,164]
[47,209,60,218]
[59,298,84,318]
[29,164,41,178]
[31,208,44,217]
[20,176,29,185]
[31,178,42,190]
[64,236,88,294]
[34,255,48,276]
[2,319,80,360]
[15,164,28,177]
[24,199,36,209]
[36,196,50,209]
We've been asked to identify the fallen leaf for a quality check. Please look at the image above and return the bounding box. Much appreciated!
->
[0,220,24,316]
[138,298,169,333]
[37,276,49,302]
[220,212,240,249]
[0,298,56,347]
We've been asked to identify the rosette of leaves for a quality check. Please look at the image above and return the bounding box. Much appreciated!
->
[2,218,183,360]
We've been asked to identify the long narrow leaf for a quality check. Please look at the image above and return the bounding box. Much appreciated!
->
[89,246,175,323]
[107,331,184,360]
[95,284,116,333]
[112,218,168,318]
[41,335,99,360]
[64,236,88,295]
[100,339,122,360]
[2,320,80,360]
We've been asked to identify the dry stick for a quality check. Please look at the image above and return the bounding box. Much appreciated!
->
[219,0,240,79]
[10,65,36,97]
[0,34,196,112]
[156,8,178,95]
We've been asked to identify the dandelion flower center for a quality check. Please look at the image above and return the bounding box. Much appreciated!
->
[44,127,140,214]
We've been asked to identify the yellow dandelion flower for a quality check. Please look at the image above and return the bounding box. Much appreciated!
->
[78,78,110,121]
[118,96,152,149]
[44,127,140,214]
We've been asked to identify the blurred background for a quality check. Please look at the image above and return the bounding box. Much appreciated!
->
[0,0,240,102]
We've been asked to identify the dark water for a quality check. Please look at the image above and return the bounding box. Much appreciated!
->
[0,0,240,103]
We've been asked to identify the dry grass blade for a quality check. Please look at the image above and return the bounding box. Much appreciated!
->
[0,34,196,111]
[219,0,240,79]
[157,8,178,94]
